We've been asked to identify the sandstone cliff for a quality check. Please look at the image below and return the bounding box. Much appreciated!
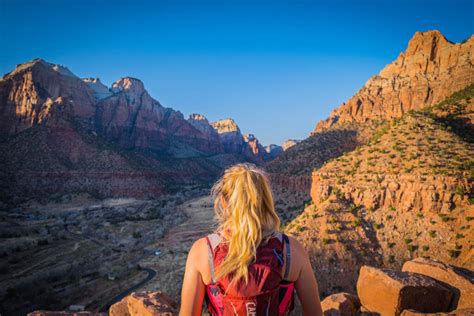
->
[315,30,474,132]
[0,60,274,203]
[211,118,270,163]
[281,139,300,151]
[264,144,283,161]
[291,86,474,296]
[0,59,96,135]
[267,30,473,227]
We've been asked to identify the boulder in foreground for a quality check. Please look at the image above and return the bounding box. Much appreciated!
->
[357,266,453,316]
[402,258,474,310]
[321,292,361,316]
[109,291,178,316]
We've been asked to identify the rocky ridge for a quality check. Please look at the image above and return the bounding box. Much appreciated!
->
[286,85,474,297]
[210,118,270,163]
[0,59,281,203]
[315,30,474,132]
[267,29,473,247]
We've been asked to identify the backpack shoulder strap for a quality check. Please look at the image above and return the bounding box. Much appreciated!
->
[205,235,216,284]
[272,231,283,243]
[282,233,291,280]
[207,233,221,251]
[206,233,221,285]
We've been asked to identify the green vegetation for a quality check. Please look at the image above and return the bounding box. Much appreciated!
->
[431,83,474,111]
[372,222,383,230]
[352,218,362,227]
[388,255,395,263]
[407,244,418,252]
[448,249,461,258]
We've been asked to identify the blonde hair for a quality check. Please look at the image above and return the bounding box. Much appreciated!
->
[211,163,280,285]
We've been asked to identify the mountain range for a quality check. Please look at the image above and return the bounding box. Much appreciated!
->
[0,60,290,204]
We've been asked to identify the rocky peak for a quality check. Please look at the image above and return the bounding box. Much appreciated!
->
[0,58,96,135]
[82,77,112,100]
[314,30,474,132]
[111,77,146,95]
[265,144,282,153]
[188,113,209,124]
[186,113,223,152]
[264,144,283,161]
[187,113,214,134]
[7,58,78,79]
[243,133,256,142]
[211,118,241,134]
[282,139,301,151]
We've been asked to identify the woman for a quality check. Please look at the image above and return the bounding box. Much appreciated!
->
[180,163,322,315]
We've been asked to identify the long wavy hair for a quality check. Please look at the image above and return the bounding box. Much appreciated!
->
[211,163,280,285]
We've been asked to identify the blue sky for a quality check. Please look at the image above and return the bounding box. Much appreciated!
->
[0,0,472,145]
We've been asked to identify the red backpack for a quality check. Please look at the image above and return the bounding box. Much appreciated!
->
[205,232,295,316]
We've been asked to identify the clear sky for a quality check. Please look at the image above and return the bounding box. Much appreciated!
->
[0,0,472,145]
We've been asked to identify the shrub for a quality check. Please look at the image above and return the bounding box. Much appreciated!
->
[349,203,357,212]
[448,249,461,258]
[422,245,430,251]
[428,230,437,238]
[438,214,450,222]
[407,244,418,252]
[352,218,362,227]
[404,238,413,244]
[373,222,383,230]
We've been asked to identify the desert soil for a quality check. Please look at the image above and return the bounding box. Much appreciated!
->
[140,195,216,300]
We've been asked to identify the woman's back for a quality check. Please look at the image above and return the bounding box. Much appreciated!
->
[204,232,293,315]
[179,164,322,316]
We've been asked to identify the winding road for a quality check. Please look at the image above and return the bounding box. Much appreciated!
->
[98,267,157,312]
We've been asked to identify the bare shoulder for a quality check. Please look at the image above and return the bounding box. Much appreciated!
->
[287,235,309,259]
[189,237,208,258]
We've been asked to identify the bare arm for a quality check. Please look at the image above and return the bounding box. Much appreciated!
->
[292,238,323,316]
[179,239,206,316]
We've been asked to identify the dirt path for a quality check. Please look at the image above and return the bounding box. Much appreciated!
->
[139,195,216,300]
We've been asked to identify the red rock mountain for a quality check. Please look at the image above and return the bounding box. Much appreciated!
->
[0,59,96,135]
[272,30,474,297]
[210,118,268,163]
[267,30,473,217]
[95,77,223,154]
[0,59,275,203]
[315,30,474,132]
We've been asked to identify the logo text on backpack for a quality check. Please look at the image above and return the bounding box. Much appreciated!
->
[246,302,256,316]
